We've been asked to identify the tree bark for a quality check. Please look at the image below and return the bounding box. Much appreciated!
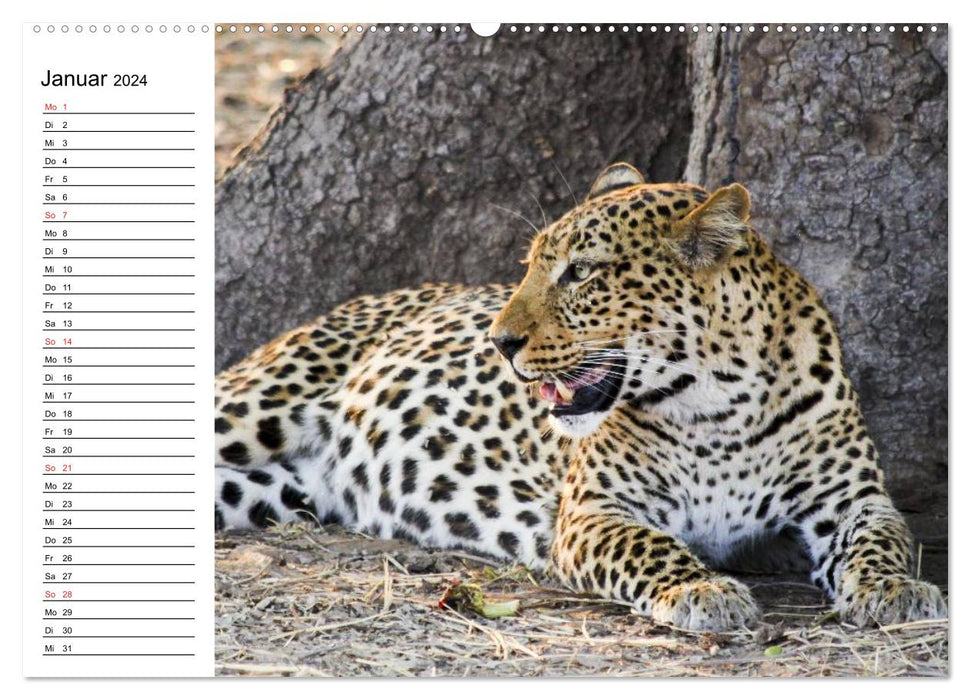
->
[685,29,948,506]
[215,30,691,368]
[215,27,947,509]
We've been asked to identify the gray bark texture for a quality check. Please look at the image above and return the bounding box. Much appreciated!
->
[684,30,948,512]
[215,27,947,512]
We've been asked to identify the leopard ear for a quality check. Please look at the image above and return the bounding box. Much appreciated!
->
[668,183,751,269]
[585,163,646,201]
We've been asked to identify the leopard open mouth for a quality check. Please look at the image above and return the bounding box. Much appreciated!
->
[539,356,627,417]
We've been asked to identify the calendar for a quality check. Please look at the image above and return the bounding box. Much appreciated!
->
[19,11,953,684]
[22,23,215,677]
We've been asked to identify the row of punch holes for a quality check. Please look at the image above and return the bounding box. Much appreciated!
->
[214,24,938,35]
[34,24,209,33]
[35,24,940,35]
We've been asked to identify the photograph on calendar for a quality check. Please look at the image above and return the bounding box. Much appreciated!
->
[211,23,948,677]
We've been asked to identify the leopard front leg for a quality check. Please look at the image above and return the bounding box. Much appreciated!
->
[799,488,947,627]
[552,481,759,632]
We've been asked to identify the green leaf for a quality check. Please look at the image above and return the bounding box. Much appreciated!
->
[764,645,784,657]
[480,599,520,619]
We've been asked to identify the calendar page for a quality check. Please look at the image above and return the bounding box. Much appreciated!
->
[19,7,955,684]
[22,22,215,677]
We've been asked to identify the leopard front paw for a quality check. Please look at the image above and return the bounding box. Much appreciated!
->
[837,575,947,627]
[639,576,760,632]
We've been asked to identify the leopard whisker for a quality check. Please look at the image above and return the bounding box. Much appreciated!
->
[552,160,579,209]
[556,369,617,400]
[527,191,549,230]
[489,203,541,236]
[576,330,688,347]
[580,353,700,378]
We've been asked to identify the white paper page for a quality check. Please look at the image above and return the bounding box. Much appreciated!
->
[22,23,214,677]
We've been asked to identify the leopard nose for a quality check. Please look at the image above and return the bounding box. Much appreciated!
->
[491,333,528,361]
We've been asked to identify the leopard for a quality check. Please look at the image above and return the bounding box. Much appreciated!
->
[214,162,947,632]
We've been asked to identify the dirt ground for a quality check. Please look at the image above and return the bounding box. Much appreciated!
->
[214,521,947,678]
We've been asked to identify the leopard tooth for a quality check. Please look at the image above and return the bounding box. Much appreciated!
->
[555,378,575,402]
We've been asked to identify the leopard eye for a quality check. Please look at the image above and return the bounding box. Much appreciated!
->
[573,262,592,280]
[559,260,597,286]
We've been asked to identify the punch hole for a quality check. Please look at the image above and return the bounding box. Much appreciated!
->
[470,23,500,37]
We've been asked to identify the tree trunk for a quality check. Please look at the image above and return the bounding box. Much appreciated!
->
[215,30,692,368]
[215,27,947,510]
[685,29,948,509]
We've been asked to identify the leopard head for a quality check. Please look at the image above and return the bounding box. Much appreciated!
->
[489,163,752,437]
